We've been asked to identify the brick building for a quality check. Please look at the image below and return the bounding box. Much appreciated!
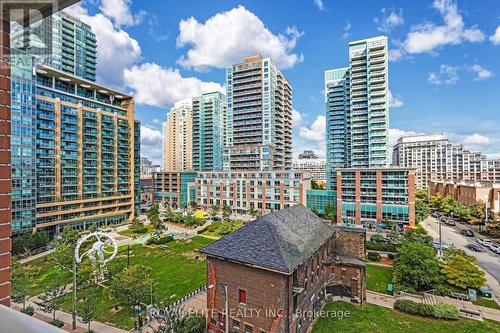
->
[200,205,366,333]
[429,180,500,217]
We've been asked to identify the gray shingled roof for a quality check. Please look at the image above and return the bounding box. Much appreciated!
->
[199,205,335,274]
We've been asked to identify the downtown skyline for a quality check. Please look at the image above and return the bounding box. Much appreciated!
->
[62,0,500,164]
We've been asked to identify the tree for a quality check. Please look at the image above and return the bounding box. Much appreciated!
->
[324,204,335,221]
[441,249,486,289]
[222,204,232,221]
[210,205,220,219]
[189,201,197,212]
[78,287,98,333]
[39,279,66,320]
[394,242,441,291]
[248,206,258,219]
[151,304,205,333]
[11,260,29,310]
[110,264,155,310]
[416,189,429,201]
[310,207,319,216]
[401,227,433,246]
[311,181,325,190]
[415,199,430,224]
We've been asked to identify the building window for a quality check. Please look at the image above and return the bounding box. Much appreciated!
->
[239,288,247,304]
[232,319,240,329]
[244,324,253,333]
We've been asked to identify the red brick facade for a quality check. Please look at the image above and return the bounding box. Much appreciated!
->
[205,227,366,333]
[0,17,11,307]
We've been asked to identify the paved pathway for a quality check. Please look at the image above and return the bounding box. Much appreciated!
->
[13,299,129,333]
[19,248,55,264]
[367,291,500,322]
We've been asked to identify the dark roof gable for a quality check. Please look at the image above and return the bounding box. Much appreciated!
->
[200,205,335,274]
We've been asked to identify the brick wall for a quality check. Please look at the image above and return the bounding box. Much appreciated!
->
[0,17,10,306]
[206,257,288,333]
[332,227,366,260]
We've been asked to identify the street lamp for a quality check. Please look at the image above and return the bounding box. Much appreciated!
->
[207,283,229,333]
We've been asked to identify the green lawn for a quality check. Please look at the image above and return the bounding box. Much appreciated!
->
[20,256,72,297]
[117,224,155,237]
[473,297,500,310]
[366,264,393,294]
[58,236,215,330]
[312,302,500,333]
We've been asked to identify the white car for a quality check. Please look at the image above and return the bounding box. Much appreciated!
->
[489,244,500,255]
[477,238,493,247]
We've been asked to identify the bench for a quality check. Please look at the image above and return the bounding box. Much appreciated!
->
[459,308,482,321]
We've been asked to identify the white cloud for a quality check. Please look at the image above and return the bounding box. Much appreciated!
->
[469,64,494,81]
[342,21,351,39]
[99,0,145,27]
[461,133,491,150]
[374,8,404,33]
[388,90,404,108]
[490,25,500,45]
[388,128,418,151]
[292,109,303,128]
[397,0,484,56]
[123,63,224,108]
[299,115,326,143]
[65,3,142,87]
[140,125,163,165]
[428,64,459,85]
[314,0,326,11]
[176,6,304,71]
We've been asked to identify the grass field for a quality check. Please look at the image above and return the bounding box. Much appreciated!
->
[21,236,214,330]
[366,264,393,294]
[20,256,72,297]
[473,297,500,310]
[312,302,500,333]
[117,224,156,237]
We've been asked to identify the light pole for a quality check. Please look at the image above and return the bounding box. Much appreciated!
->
[72,252,77,330]
[208,283,229,333]
[438,216,442,257]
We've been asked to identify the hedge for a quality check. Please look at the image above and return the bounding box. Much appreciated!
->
[394,299,459,320]
[366,241,398,252]
[146,235,174,245]
[367,252,381,262]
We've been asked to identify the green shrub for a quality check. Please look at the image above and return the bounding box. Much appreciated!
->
[394,299,433,317]
[366,241,398,252]
[50,318,65,328]
[432,303,459,320]
[183,315,205,333]
[146,235,174,245]
[367,252,381,262]
[394,299,459,320]
[21,305,34,316]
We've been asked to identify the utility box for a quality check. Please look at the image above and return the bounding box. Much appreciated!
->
[387,283,393,296]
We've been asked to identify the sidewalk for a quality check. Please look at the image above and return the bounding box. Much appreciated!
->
[366,290,500,322]
[13,299,129,333]
[19,248,55,264]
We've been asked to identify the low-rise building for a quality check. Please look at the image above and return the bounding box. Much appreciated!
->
[194,170,311,215]
[200,205,366,333]
[152,171,196,209]
[335,167,416,227]
[429,180,500,217]
[140,176,154,203]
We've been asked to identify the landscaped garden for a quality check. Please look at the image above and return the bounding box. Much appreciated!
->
[312,301,500,333]
[198,220,244,238]
[14,226,215,330]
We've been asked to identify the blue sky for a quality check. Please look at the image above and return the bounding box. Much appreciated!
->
[65,0,500,164]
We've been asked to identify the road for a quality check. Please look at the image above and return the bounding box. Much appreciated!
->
[422,216,500,302]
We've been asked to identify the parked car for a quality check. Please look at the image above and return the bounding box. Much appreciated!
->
[479,287,492,298]
[212,216,222,222]
[370,234,389,243]
[433,240,451,250]
[489,244,500,255]
[440,216,447,223]
[460,229,475,237]
[444,219,456,226]
[477,238,493,247]
[466,243,483,252]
